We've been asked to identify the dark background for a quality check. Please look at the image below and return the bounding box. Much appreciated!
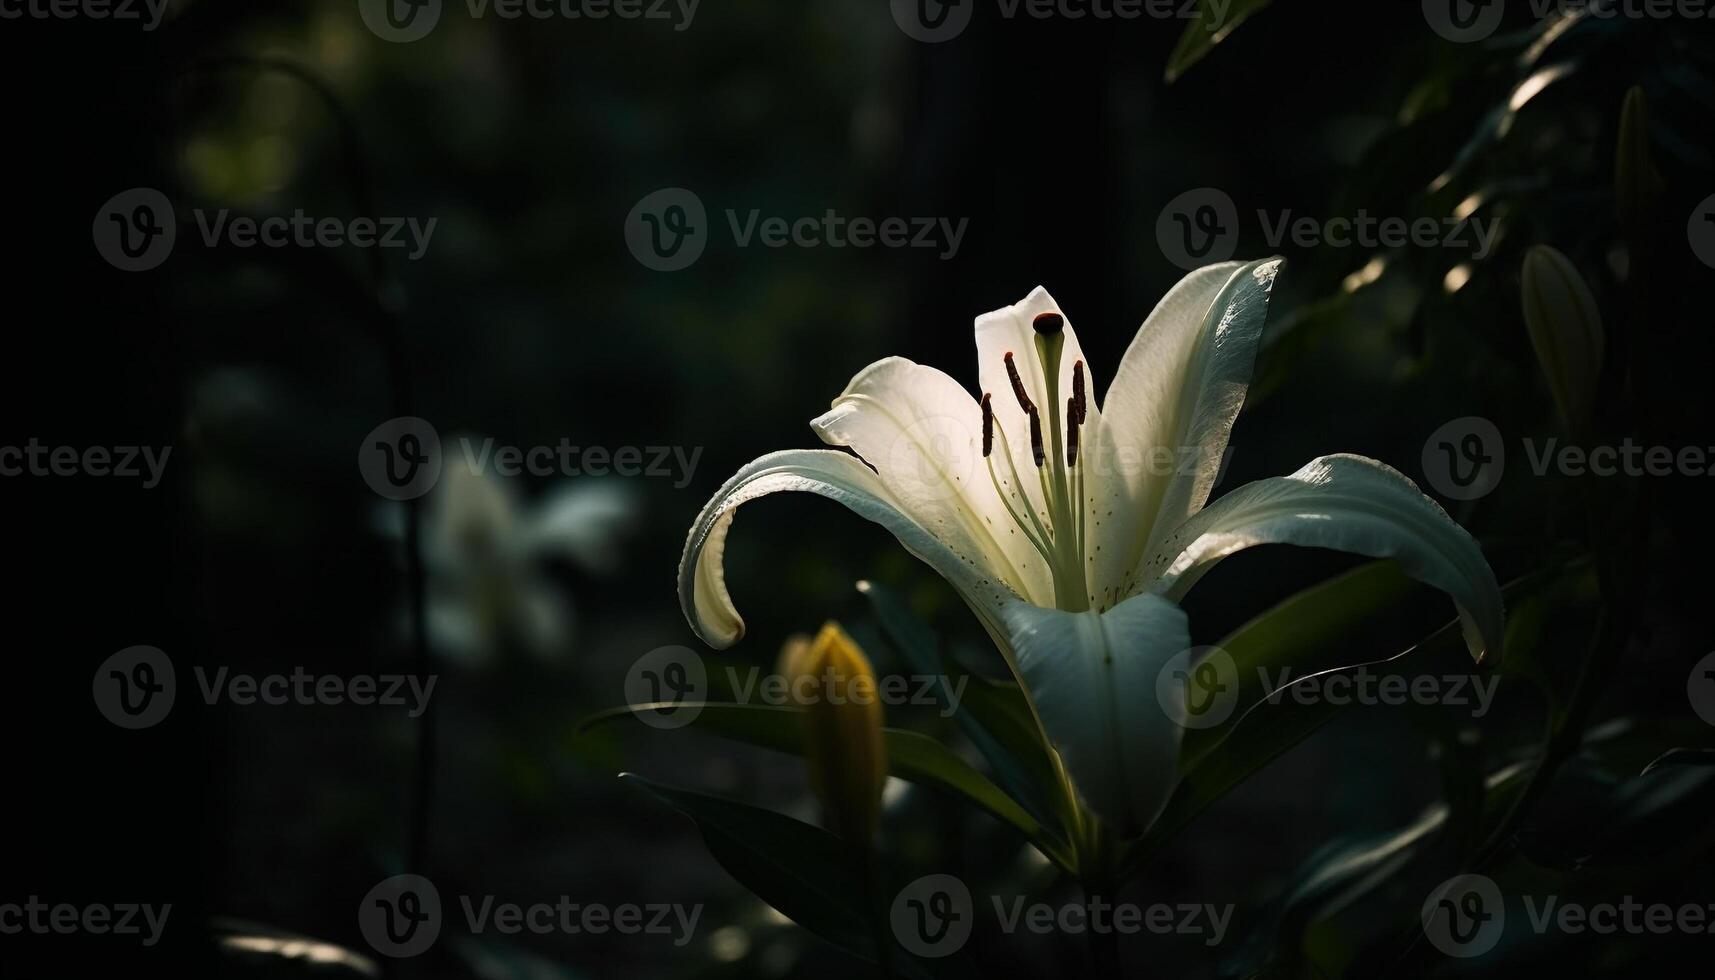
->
[5,0,1714,977]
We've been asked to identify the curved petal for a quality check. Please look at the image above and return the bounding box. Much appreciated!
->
[974,287,1102,532]
[1084,259,1282,609]
[679,449,1021,649]
[1002,592,1191,837]
[1140,454,1504,663]
[810,356,1051,605]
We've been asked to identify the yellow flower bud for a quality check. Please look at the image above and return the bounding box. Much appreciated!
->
[1521,245,1604,429]
[782,622,887,844]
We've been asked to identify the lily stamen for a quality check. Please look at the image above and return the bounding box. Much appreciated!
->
[1003,352,1035,414]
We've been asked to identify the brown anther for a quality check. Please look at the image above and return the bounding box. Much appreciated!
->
[1066,397,1081,467]
[1072,360,1087,425]
[1027,406,1045,467]
[980,393,994,458]
[1003,352,1036,413]
[1032,312,1064,335]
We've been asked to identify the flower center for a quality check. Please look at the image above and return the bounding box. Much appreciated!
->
[981,312,1090,612]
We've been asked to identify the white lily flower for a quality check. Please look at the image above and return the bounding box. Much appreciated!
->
[679,259,1503,842]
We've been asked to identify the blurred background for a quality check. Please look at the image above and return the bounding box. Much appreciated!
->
[6,0,1715,976]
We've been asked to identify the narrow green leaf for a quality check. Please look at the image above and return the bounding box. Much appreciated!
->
[580,702,1068,866]
[858,579,1061,826]
[1164,0,1273,83]
[622,774,880,965]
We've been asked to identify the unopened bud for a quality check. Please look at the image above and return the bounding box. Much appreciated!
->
[783,622,886,844]
[1521,245,1604,428]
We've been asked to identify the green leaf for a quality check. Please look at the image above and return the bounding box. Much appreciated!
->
[1179,561,1421,772]
[1164,0,1273,83]
[621,773,883,965]
[1226,761,1533,977]
[1128,562,1556,873]
[580,702,1069,867]
[858,579,1063,829]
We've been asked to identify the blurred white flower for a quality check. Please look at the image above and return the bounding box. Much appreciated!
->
[384,448,639,666]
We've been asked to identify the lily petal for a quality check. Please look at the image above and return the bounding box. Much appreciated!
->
[1085,259,1282,609]
[1002,592,1191,837]
[679,449,1020,649]
[1140,454,1504,663]
[810,356,1052,605]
